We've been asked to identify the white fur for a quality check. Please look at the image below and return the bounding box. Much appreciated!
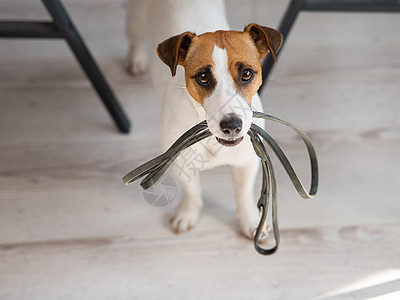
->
[126,0,265,238]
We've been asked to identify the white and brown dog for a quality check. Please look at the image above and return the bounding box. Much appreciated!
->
[126,0,282,238]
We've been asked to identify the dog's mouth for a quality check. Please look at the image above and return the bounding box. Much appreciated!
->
[216,136,244,147]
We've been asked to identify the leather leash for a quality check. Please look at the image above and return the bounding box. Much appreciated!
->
[123,111,319,255]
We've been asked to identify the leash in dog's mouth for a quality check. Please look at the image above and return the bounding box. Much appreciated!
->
[122,111,319,255]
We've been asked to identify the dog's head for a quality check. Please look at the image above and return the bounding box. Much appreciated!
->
[157,23,282,147]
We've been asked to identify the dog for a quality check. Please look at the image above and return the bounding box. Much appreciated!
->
[126,0,282,238]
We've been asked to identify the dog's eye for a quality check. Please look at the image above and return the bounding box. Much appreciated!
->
[195,72,210,85]
[241,69,254,82]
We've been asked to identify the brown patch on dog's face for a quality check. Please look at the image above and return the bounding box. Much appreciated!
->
[181,35,217,105]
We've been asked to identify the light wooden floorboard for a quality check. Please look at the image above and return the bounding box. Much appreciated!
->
[0,0,399,299]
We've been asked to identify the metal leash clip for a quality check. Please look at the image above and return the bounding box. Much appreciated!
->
[123,111,319,255]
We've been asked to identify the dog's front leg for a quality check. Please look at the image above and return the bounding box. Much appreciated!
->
[231,156,261,239]
[170,170,203,234]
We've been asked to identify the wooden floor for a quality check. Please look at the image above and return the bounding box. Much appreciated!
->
[1,0,400,299]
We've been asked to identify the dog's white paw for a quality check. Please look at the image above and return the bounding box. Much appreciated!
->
[126,44,148,75]
[237,209,263,239]
[170,206,201,234]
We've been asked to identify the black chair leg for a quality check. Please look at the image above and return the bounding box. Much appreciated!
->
[258,0,305,94]
[258,0,400,94]
[42,0,130,133]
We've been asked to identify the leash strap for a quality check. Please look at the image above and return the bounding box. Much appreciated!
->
[250,112,318,254]
[252,112,318,199]
[122,120,210,186]
[248,129,279,254]
[123,112,319,255]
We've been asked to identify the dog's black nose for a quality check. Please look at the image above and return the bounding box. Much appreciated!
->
[220,113,242,136]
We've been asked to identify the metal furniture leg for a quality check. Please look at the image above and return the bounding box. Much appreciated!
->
[258,0,400,94]
[259,0,305,94]
[42,0,130,133]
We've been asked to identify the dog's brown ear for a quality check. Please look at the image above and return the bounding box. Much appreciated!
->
[157,32,196,76]
[244,23,283,62]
